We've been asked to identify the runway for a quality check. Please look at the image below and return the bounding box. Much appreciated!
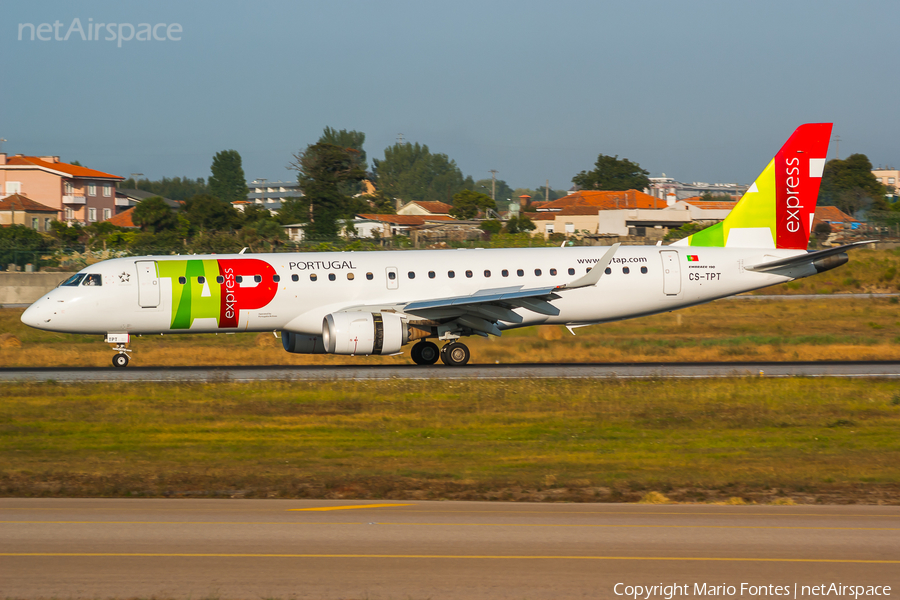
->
[1,499,897,599]
[2,360,900,382]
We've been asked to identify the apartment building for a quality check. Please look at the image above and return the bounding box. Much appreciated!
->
[0,154,124,224]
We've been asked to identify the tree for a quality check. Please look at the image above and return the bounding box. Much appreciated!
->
[473,178,514,206]
[0,224,54,268]
[572,154,650,191]
[49,220,84,247]
[132,197,179,233]
[208,150,248,204]
[291,142,366,238]
[450,189,495,220]
[183,194,240,232]
[504,214,535,234]
[318,127,368,196]
[373,142,475,204]
[819,154,888,216]
[120,176,208,200]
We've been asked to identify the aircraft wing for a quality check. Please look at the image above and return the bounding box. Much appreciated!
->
[342,244,620,337]
[746,241,874,273]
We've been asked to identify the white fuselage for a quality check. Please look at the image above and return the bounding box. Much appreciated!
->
[21,245,808,338]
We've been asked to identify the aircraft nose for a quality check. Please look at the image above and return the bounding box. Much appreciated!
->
[21,297,54,330]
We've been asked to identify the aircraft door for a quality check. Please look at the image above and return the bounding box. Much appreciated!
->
[385,267,399,290]
[659,251,681,296]
[136,260,160,307]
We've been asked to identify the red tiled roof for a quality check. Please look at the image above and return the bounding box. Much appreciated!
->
[4,156,123,180]
[541,190,667,211]
[813,206,859,231]
[0,194,57,212]
[411,201,452,214]
[106,207,138,228]
[357,214,454,225]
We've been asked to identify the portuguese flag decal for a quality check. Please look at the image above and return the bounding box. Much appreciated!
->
[687,255,699,262]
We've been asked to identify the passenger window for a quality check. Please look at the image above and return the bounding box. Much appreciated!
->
[408,271,416,279]
[347,273,355,280]
[502,269,509,277]
[197,276,205,284]
[428,271,436,279]
[534,269,542,276]
[216,275,224,284]
[466,270,473,278]
[329,273,336,281]
[61,274,86,287]
[81,274,102,286]
[310,274,317,282]
[517,269,524,277]
[236,276,243,284]
[273,275,280,283]
[388,271,396,280]
[448,271,455,278]
[484,270,491,277]
[623,267,630,274]
[604,267,611,275]
[568,268,575,275]
[291,274,299,282]
[549,269,557,276]
[254,275,262,283]
[366,272,374,280]
[641,266,648,274]
[178,276,186,285]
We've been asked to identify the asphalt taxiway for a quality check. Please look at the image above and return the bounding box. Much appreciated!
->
[1,499,898,599]
[1,360,899,382]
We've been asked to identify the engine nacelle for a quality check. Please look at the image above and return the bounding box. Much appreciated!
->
[281,331,327,354]
[322,311,408,355]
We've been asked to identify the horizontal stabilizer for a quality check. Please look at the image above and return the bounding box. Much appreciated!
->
[746,241,875,273]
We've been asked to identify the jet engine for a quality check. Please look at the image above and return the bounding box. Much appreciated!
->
[322,311,408,355]
[281,331,327,354]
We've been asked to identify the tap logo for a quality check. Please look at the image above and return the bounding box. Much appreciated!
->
[157,258,278,330]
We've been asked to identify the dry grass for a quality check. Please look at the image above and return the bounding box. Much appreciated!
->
[3,296,900,367]
[1,378,899,503]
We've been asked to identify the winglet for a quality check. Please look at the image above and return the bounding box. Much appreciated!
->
[558,243,620,290]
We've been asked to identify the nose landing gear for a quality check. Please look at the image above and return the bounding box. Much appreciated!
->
[112,351,130,368]
[105,333,132,368]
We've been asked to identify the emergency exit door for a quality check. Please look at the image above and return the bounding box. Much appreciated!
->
[659,251,681,296]
[136,260,160,307]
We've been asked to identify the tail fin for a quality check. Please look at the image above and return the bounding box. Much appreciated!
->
[674,123,833,249]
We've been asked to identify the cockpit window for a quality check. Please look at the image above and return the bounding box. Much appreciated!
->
[61,274,86,287]
[81,274,102,286]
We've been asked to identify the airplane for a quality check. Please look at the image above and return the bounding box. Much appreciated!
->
[21,123,872,367]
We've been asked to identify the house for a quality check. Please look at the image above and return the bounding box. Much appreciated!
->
[530,190,669,238]
[0,154,124,225]
[0,194,58,232]
[397,201,453,217]
[115,188,181,213]
[813,206,860,232]
[355,213,454,238]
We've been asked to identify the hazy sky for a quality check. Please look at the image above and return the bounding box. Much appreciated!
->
[3,0,898,194]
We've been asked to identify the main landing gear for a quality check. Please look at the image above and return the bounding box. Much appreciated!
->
[410,340,470,366]
[440,341,470,367]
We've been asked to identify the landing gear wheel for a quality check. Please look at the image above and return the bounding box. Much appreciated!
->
[112,353,130,368]
[440,342,470,366]
[411,341,440,365]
